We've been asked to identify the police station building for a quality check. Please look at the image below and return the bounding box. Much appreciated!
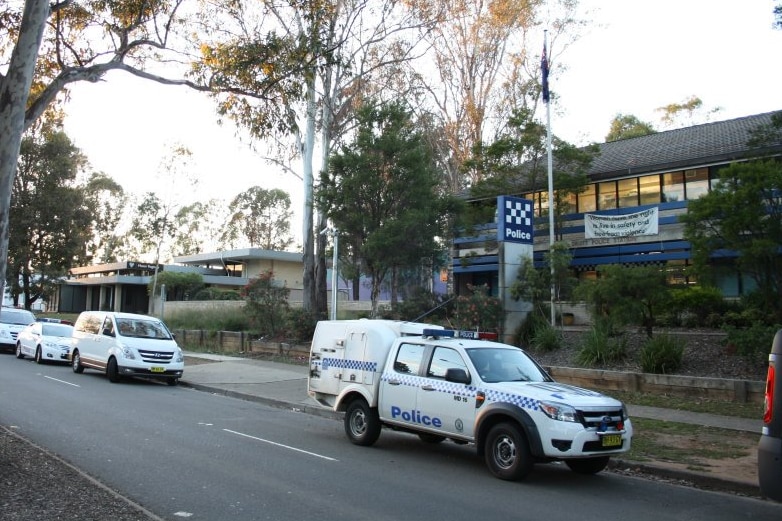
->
[452,111,782,326]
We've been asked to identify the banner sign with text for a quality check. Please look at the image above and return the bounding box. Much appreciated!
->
[584,207,659,239]
[497,196,534,244]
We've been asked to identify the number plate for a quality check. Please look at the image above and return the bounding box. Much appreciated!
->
[150,366,165,373]
[601,434,622,447]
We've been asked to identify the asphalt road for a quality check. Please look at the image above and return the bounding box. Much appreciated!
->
[1,354,780,521]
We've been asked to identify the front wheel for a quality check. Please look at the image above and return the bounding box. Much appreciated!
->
[15,343,24,359]
[71,350,84,373]
[565,456,610,475]
[166,378,178,386]
[344,399,381,446]
[107,357,121,383]
[34,347,43,364]
[484,422,533,481]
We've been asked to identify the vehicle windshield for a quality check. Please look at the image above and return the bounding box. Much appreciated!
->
[115,318,172,340]
[0,309,36,325]
[42,324,74,337]
[466,347,551,383]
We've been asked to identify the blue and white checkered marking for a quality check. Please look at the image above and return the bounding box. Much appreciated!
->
[321,357,378,372]
[379,373,540,411]
[505,199,532,226]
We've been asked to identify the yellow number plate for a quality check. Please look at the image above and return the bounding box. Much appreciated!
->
[150,366,165,373]
[601,434,622,447]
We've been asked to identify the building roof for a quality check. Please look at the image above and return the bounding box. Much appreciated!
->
[590,110,782,180]
[174,248,302,267]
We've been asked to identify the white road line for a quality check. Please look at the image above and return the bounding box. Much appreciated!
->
[223,428,338,461]
[43,375,80,387]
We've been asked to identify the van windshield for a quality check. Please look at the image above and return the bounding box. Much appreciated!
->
[115,318,172,340]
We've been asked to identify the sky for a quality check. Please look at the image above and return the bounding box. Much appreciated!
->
[61,0,782,242]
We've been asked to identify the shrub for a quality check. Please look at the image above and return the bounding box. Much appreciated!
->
[576,322,626,366]
[515,309,550,347]
[530,324,563,352]
[242,270,290,337]
[722,322,781,363]
[639,334,684,374]
[283,308,322,344]
[452,284,503,334]
[192,287,241,300]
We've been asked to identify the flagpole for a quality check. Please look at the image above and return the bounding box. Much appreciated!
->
[543,30,556,327]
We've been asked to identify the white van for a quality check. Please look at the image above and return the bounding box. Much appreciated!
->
[70,311,184,385]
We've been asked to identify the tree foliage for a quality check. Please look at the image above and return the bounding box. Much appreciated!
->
[682,158,782,322]
[222,187,294,250]
[9,128,91,309]
[604,113,656,142]
[574,265,671,338]
[318,101,459,316]
[147,271,205,302]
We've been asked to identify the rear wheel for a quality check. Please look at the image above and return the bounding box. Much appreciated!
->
[344,399,381,446]
[484,422,533,481]
[34,347,43,364]
[107,357,121,383]
[15,343,24,359]
[71,350,84,373]
[565,456,610,475]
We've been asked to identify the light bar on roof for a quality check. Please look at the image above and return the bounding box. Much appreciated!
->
[422,329,498,341]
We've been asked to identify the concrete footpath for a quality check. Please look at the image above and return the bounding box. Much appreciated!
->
[180,352,764,497]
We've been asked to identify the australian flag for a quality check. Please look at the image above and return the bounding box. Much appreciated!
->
[541,40,550,103]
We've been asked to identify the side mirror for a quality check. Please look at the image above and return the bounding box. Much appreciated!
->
[102,328,115,337]
[445,368,471,384]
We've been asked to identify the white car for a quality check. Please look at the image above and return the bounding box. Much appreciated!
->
[16,322,74,364]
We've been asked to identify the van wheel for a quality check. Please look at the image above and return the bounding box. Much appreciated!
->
[166,378,178,386]
[344,399,381,446]
[71,350,84,373]
[34,347,44,364]
[15,343,24,359]
[484,422,533,481]
[565,456,610,474]
[107,357,121,383]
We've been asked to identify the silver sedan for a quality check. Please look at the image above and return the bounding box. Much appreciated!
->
[16,322,74,364]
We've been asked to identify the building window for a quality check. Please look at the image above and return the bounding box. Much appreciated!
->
[618,178,638,208]
[598,181,617,210]
[684,168,709,199]
[662,171,685,202]
[639,174,661,205]
[539,191,549,217]
[578,184,597,213]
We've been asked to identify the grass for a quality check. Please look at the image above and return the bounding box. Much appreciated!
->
[625,417,757,465]
[606,389,762,419]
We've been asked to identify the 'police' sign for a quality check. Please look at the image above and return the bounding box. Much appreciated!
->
[497,196,534,244]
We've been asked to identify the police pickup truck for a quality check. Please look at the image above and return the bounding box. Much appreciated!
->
[307,320,632,481]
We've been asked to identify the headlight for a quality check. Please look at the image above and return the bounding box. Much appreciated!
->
[120,345,136,360]
[538,401,578,422]
[175,348,184,363]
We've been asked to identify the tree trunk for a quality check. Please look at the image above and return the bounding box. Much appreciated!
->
[301,73,317,312]
[0,0,50,300]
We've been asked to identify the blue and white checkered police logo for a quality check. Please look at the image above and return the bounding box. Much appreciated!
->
[497,196,534,244]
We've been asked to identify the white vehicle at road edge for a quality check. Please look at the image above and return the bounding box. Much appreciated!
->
[308,319,633,481]
[16,322,74,363]
[69,311,184,385]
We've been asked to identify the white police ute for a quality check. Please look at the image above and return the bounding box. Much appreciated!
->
[307,319,633,481]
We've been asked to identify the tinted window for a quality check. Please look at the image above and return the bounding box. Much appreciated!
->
[0,309,36,325]
[393,343,425,375]
[427,347,467,379]
[42,324,74,337]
